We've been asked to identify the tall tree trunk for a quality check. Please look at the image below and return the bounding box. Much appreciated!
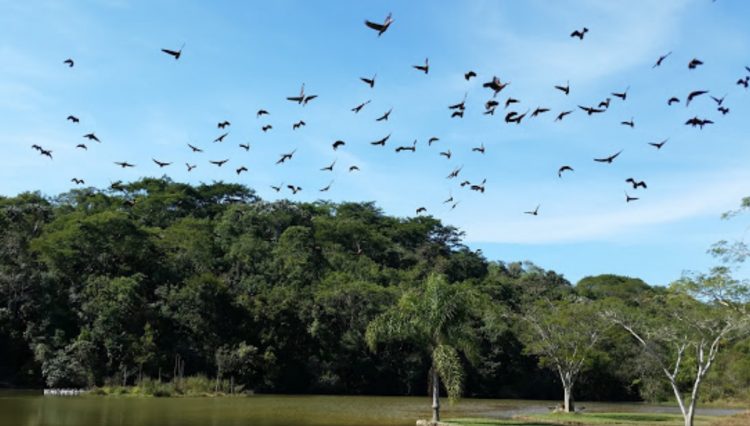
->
[563,383,574,413]
[431,368,440,423]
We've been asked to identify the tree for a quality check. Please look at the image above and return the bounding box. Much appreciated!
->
[365,274,485,423]
[518,297,605,412]
[604,268,749,426]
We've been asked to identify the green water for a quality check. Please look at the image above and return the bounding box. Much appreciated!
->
[0,392,742,426]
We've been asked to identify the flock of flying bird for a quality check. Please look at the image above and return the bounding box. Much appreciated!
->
[36,10,750,216]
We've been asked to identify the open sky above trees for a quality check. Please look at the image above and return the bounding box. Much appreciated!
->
[1,0,750,284]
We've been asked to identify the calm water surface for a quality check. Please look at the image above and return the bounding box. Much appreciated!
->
[0,391,743,426]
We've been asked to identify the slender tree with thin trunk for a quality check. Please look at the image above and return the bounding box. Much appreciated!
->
[365,273,489,424]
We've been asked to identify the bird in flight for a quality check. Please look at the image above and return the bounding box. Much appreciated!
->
[83,133,100,142]
[257,109,270,118]
[598,98,611,109]
[76,144,87,150]
[688,58,703,69]
[217,120,231,129]
[446,165,463,179]
[270,183,283,192]
[360,74,376,88]
[524,205,540,216]
[413,57,429,74]
[718,106,730,115]
[531,107,550,117]
[648,138,668,149]
[287,185,302,195]
[555,110,573,121]
[287,83,318,105]
[71,178,85,185]
[395,140,417,153]
[276,149,297,164]
[351,100,371,113]
[239,143,250,152]
[332,140,346,150]
[594,150,623,163]
[349,165,360,172]
[472,143,486,154]
[439,150,452,159]
[686,90,708,107]
[214,133,229,143]
[63,58,74,67]
[188,143,203,152]
[236,166,248,175]
[621,117,635,128]
[319,181,333,192]
[114,161,135,168]
[625,192,639,203]
[578,105,605,115]
[370,134,390,146]
[292,120,306,130]
[464,70,477,81]
[152,159,171,168]
[428,137,440,146]
[186,163,197,172]
[570,27,589,40]
[483,76,509,97]
[738,76,749,88]
[612,86,629,101]
[653,51,672,68]
[320,160,336,171]
[558,166,574,178]
[67,115,79,123]
[262,124,273,132]
[161,43,184,60]
[685,116,714,129]
[470,179,487,193]
[626,178,647,189]
[667,97,680,106]
[554,81,570,95]
[209,159,229,167]
[376,108,392,121]
[364,12,393,36]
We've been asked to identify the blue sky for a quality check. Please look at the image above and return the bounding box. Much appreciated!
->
[1,0,749,285]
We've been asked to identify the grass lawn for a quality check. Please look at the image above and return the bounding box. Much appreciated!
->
[446,411,729,426]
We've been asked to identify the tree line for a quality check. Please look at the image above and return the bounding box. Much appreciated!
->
[0,178,748,419]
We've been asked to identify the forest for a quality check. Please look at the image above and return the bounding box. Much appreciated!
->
[0,177,748,407]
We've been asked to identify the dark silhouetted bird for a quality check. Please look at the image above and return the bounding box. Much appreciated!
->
[558,166,574,178]
[321,160,336,171]
[483,76,509,96]
[688,58,703,69]
[710,94,726,106]
[570,27,588,40]
[262,125,273,132]
[685,116,714,129]
[239,143,250,151]
[413,57,429,74]
[270,183,283,192]
[470,178,487,193]
[738,76,749,88]
[161,44,184,60]
[416,207,427,214]
[464,70,477,80]
[555,110,573,121]
[76,143,87,150]
[319,181,333,192]
[292,120,306,130]
[214,133,229,143]
[555,81,570,95]
[276,149,296,164]
[428,137,440,146]
[63,58,74,67]
[648,138,668,149]
[472,143,485,154]
[451,110,464,118]
[612,86,629,101]
[257,109,269,118]
[186,163,197,172]
[360,74,376,88]
[621,117,635,128]
[439,150,452,159]
[351,100,371,113]
[188,143,203,152]
[287,83,317,105]
[210,159,229,167]
[376,108,392,121]
[287,185,302,194]
[370,134,390,146]
[364,12,393,36]
[236,166,248,175]
[67,115,79,123]
[217,120,231,129]
[332,140,346,150]
[626,178,647,189]
[531,107,550,117]
[71,178,85,185]
[686,90,708,107]
[625,192,639,203]
[152,159,171,168]
[83,133,100,142]
[349,165,360,172]
[446,165,463,179]
[594,150,623,163]
[599,98,611,109]
[718,106,730,115]
[653,51,672,68]
[114,161,135,168]
[395,140,417,153]
[668,97,680,106]
[524,205,540,216]
[578,105,605,115]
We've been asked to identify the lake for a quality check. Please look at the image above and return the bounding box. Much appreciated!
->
[0,391,743,426]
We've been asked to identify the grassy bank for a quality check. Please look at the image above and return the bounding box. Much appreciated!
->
[90,375,251,397]
[448,412,725,426]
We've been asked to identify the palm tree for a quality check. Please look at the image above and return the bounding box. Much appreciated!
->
[365,274,485,423]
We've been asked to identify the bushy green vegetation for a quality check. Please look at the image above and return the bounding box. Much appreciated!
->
[0,177,747,414]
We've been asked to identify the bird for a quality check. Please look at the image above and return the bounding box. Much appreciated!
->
[443,193,454,204]
[376,108,392,121]
[555,110,573,121]
[472,143,485,154]
[210,159,229,167]
[531,107,550,117]
[186,163,197,172]
[239,143,250,151]
[292,120,306,130]
[370,134,390,146]
[621,118,635,128]
[332,140,346,150]
[270,183,283,192]
[66,115,79,123]
[416,207,427,215]
[161,44,184,60]
[738,77,749,88]
[470,179,487,193]
[39,149,53,159]
[686,90,709,107]
[460,180,471,187]
[626,178,647,189]
[76,143,87,150]
[710,94,726,106]
[262,125,273,132]
[31,144,42,152]
[612,86,629,101]
[450,201,460,210]
[319,181,333,192]
[648,138,668,149]
[152,159,171,168]
[320,160,336,171]
[71,178,85,185]
[351,100,371,113]
[554,81,570,95]
[413,57,429,74]
[287,185,302,194]
[364,12,393,36]
[287,83,317,105]
[439,150,452,159]
[685,117,713,129]
[449,93,467,111]
[446,165,463,179]
[558,166,574,178]
[217,120,231,129]
[257,109,270,118]
[63,58,74,67]
[83,133,100,142]
[451,110,464,118]
[349,165,360,172]
[653,51,672,68]
[598,98,611,109]
[718,106,730,115]
[625,192,639,203]
[688,58,703,69]
[667,97,680,106]
[524,205,540,216]
[214,133,229,143]
[570,27,588,40]
[464,70,477,80]
[428,137,440,146]
[236,166,248,175]
[276,149,296,164]
[360,74,376,88]
[188,143,203,152]
[395,140,417,153]
[578,105,605,115]
[114,161,135,168]
[594,150,623,163]
[482,76,509,97]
